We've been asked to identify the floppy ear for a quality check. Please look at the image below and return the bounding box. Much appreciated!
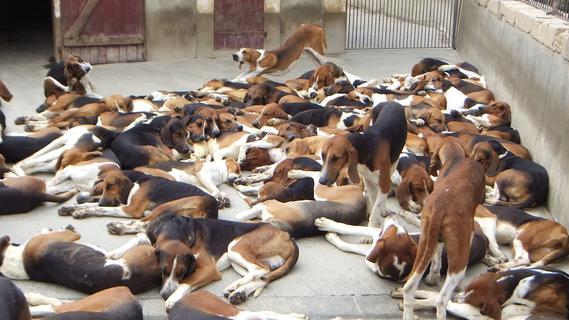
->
[396,179,411,209]
[160,120,175,148]
[0,80,12,102]
[348,144,360,184]
[0,235,10,250]
[423,176,434,195]
[55,154,64,171]
[118,177,135,204]
[366,239,384,263]
[429,144,442,177]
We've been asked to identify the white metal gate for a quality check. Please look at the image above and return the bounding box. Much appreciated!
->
[346,0,461,49]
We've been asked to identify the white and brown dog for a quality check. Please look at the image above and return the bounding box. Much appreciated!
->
[232,24,327,82]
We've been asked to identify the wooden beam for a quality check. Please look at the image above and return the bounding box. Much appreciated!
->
[64,34,144,47]
[64,0,100,39]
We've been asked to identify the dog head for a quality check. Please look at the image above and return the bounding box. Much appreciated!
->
[98,170,134,207]
[0,80,13,103]
[100,95,133,113]
[470,141,507,176]
[244,84,272,107]
[64,54,91,80]
[320,135,360,186]
[161,117,191,155]
[347,88,373,105]
[252,103,289,128]
[366,214,417,282]
[396,165,433,213]
[276,122,316,141]
[240,148,272,171]
[479,101,512,126]
[55,148,103,171]
[147,214,198,299]
[455,272,503,320]
[423,71,448,93]
[232,48,261,70]
[183,114,207,142]
[224,159,241,184]
[218,112,243,132]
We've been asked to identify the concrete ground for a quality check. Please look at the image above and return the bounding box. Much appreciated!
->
[0,47,563,319]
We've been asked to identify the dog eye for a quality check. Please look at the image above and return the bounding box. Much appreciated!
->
[331,155,339,161]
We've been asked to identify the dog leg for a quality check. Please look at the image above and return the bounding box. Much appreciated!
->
[234,172,273,185]
[233,183,263,196]
[29,305,58,318]
[236,310,307,320]
[64,206,135,219]
[424,242,444,286]
[25,293,68,306]
[105,233,151,259]
[235,205,263,221]
[474,216,508,264]
[324,233,369,256]
[435,267,467,320]
[369,191,388,228]
[398,210,422,228]
[494,239,530,270]
[315,217,380,236]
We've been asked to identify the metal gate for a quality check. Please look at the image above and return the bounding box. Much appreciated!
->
[346,0,461,49]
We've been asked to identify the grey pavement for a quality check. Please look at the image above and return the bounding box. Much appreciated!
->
[0,48,563,319]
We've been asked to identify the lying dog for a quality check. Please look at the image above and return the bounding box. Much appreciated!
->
[0,228,160,294]
[0,277,30,320]
[25,286,143,320]
[475,205,569,270]
[472,141,548,208]
[315,212,488,283]
[0,176,75,215]
[402,137,485,320]
[169,290,306,320]
[145,213,299,309]
[232,24,327,82]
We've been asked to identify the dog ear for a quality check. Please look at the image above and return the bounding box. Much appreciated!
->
[348,144,360,184]
[423,175,434,195]
[366,239,384,263]
[118,176,135,204]
[160,120,175,148]
[395,179,411,210]
[429,144,442,177]
[0,80,12,102]
[0,235,10,251]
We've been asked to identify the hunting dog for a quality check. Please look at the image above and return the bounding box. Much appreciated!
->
[232,24,326,82]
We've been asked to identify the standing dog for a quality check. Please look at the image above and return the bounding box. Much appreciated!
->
[232,24,326,82]
[319,102,407,227]
[402,137,485,320]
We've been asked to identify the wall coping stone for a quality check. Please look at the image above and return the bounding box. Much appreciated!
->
[470,0,569,62]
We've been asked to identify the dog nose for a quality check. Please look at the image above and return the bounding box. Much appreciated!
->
[232,54,239,61]
[252,120,261,129]
[318,177,328,185]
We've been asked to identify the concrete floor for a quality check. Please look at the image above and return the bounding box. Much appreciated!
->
[0,48,563,319]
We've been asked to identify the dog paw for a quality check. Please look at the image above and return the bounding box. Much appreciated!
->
[72,210,89,219]
[58,206,75,216]
[391,287,404,299]
[14,116,28,125]
[315,217,334,231]
[24,124,35,132]
[359,237,373,244]
[398,300,405,311]
[228,289,247,305]
[107,222,126,235]
[325,232,340,243]
[424,274,440,286]
[62,224,75,232]
[220,197,231,208]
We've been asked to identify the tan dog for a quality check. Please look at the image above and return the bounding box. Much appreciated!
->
[232,24,326,82]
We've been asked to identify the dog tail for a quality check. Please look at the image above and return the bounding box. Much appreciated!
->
[262,238,299,283]
[304,47,327,66]
[40,191,75,203]
[409,208,444,277]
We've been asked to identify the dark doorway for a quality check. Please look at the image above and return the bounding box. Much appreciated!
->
[0,1,54,66]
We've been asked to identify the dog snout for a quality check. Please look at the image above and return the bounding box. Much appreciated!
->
[36,104,48,113]
[252,120,261,129]
[362,96,372,105]
[232,54,239,62]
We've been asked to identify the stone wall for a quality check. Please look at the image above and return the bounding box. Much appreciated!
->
[457,0,569,225]
[145,0,346,60]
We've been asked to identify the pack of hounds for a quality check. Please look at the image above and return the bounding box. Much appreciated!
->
[0,24,567,320]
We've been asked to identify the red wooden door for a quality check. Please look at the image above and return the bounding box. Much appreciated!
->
[55,0,145,64]
[214,0,265,50]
